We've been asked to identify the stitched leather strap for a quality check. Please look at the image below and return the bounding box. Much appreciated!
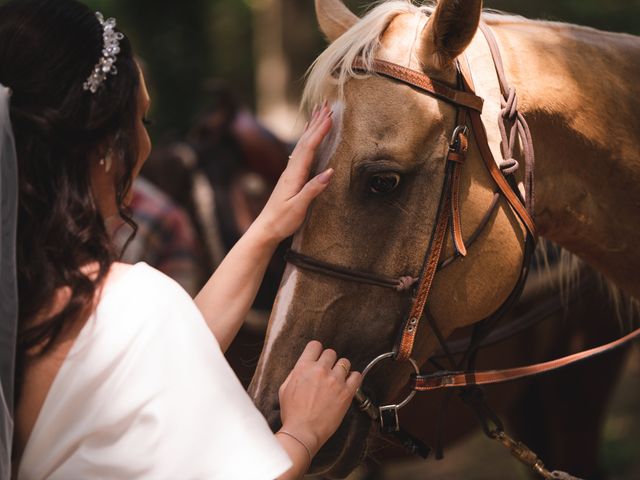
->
[411,326,640,391]
[450,162,467,256]
[395,105,470,361]
[395,163,454,361]
[352,58,484,113]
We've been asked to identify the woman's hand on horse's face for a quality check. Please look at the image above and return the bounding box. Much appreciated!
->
[278,341,362,457]
[255,103,334,245]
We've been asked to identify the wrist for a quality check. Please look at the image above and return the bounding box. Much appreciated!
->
[243,217,281,255]
[276,430,312,468]
[279,423,321,459]
[248,214,283,250]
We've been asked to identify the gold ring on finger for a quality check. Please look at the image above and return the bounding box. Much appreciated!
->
[336,361,350,376]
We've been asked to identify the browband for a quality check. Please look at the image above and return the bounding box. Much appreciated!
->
[352,58,484,113]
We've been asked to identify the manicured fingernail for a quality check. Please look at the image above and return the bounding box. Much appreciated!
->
[317,168,334,184]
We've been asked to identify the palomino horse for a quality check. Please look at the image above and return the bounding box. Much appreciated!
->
[249,0,640,477]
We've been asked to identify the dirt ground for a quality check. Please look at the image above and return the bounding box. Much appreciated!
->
[345,347,639,480]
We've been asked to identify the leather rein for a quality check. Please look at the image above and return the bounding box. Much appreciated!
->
[285,23,640,475]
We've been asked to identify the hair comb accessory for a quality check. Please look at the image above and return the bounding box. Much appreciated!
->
[83,12,124,94]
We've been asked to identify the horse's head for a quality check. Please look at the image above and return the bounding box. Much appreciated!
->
[250,0,527,476]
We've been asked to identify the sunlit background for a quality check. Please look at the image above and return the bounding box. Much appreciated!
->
[68,0,640,142]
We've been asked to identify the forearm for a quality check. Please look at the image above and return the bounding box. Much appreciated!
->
[194,220,277,352]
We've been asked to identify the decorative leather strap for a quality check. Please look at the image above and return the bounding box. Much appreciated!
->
[394,164,452,360]
[295,44,536,363]
[352,58,484,113]
[411,326,640,391]
[449,150,468,257]
[395,105,470,360]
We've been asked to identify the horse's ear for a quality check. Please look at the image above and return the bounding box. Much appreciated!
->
[315,0,358,42]
[422,0,483,69]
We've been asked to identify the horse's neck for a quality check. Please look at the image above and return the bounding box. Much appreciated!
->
[469,17,640,300]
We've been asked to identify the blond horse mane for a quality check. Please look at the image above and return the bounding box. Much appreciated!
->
[303,0,639,330]
[303,0,430,109]
[534,243,640,331]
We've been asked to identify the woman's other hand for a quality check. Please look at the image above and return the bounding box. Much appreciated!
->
[277,341,362,458]
[254,103,334,245]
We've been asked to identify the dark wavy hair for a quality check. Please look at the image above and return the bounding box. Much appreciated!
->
[0,0,141,402]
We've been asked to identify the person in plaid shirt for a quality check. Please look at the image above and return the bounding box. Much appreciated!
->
[112,176,207,296]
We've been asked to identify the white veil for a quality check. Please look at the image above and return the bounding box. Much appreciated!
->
[0,83,18,479]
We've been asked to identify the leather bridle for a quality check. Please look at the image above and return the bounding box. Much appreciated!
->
[289,23,538,386]
[285,23,640,478]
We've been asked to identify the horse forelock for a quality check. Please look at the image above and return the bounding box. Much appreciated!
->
[303,1,432,110]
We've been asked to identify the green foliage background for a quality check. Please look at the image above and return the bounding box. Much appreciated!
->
[2,0,639,138]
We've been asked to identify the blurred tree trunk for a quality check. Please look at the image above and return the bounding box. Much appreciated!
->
[251,0,299,141]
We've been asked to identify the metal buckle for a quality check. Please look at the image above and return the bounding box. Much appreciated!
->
[379,405,401,433]
[449,125,469,152]
[355,352,420,432]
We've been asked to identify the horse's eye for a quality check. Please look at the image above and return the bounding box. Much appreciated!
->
[369,173,401,195]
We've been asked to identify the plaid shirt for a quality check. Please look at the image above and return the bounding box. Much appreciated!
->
[113,177,206,296]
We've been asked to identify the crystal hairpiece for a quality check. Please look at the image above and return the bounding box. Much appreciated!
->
[83,12,124,94]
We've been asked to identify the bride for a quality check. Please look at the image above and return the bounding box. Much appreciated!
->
[0,0,360,479]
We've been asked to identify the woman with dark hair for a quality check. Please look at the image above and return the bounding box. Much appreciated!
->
[0,0,358,479]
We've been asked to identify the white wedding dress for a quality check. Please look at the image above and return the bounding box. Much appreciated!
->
[18,263,291,480]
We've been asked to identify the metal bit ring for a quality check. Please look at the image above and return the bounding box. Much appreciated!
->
[357,351,420,411]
